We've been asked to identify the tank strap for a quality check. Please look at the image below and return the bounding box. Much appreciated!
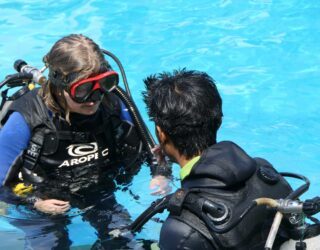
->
[167,189,225,249]
[21,130,46,184]
[170,209,220,249]
[56,131,91,142]
[167,190,213,241]
[167,188,189,215]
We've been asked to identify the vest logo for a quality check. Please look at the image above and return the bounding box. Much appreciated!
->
[58,142,109,168]
[67,142,98,157]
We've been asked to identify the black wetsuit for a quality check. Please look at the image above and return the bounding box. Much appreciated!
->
[159,141,293,250]
[1,89,145,249]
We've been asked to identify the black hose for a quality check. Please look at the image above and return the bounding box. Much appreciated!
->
[101,49,156,152]
[113,86,173,175]
[129,194,172,232]
[0,72,32,89]
[113,86,155,154]
[101,49,171,176]
[201,201,257,234]
[101,49,132,98]
[280,172,310,199]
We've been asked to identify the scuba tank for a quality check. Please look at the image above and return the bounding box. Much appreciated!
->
[0,61,40,127]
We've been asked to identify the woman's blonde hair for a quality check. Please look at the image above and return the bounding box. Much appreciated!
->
[39,34,109,122]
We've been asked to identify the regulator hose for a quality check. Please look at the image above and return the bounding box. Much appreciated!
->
[280,172,310,199]
[102,49,155,152]
[113,86,155,153]
[102,49,171,176]
[101,49,132,98]
[129,194,172,232]
[0,72,32,89]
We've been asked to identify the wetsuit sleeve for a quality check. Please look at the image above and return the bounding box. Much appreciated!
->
[0,112,31,186]
[159,217,214,250]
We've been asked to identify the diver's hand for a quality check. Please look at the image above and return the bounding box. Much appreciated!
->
[151,145,172,176]
[34,199,70,215]
[150,175,172,196]
[151,145,167,167]
[150,145,172,195]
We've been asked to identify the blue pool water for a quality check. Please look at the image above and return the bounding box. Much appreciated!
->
[0,0,319,248]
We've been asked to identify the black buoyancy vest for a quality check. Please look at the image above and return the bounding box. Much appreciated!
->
[170,141,292,250]
[4,89,143,193]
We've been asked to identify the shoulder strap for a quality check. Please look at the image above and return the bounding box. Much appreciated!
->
[170,209,220,249]
[23,128,45,171]
[55,130,91,142]
[11,89,55,175]
[20,127,47,184]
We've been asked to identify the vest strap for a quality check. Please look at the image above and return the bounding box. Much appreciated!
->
[56,131,91,142]
[23,132,44,170]
[167,188,189,215]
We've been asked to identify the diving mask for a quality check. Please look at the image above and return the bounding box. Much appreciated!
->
[68,71,119,103]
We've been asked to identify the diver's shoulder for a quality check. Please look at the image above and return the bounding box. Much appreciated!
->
[216,141,275,166]
[11,87,42,106]
[210,140,254,160]
[216,140,245,149]
[9,87,48,128]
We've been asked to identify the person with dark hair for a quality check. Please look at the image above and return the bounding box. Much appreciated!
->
[0,34,170,249]
[143,69,293,249]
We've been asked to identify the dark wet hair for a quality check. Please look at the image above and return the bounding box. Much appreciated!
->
[143,69,223,159]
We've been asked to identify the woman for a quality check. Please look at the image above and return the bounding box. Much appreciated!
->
[0,34,169,249]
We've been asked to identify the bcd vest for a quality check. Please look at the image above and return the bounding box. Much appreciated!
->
[3,89,143,194]
[168,158,292,249]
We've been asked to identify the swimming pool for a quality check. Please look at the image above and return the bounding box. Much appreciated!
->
[0,0,319,248]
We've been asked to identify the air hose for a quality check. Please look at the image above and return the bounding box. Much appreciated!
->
[113,86,155,154]
[101,49,132,98]
[101,50,155,149]
[280,172,310,200]
[0,72,32,89]
[102,49,171,176]
[129,194,172,232]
